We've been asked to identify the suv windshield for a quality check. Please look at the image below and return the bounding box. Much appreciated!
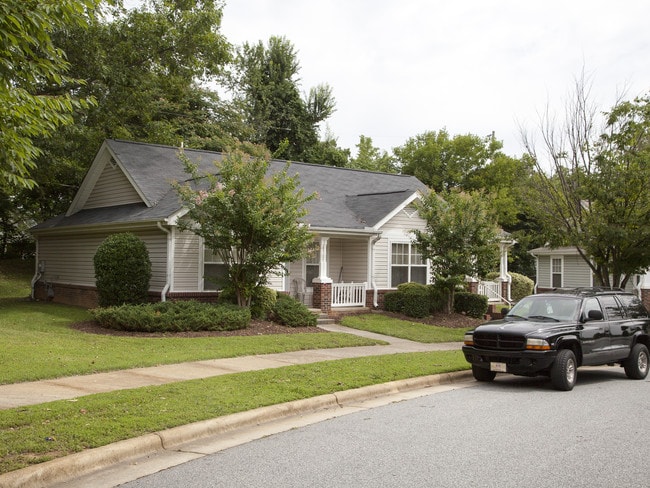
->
[507,295,580,322]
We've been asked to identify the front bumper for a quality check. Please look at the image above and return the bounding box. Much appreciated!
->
[462,345,558,376]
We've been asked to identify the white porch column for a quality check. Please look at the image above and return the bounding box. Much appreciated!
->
[316,236,332,283]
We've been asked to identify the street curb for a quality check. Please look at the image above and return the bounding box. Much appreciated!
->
[0,370,472,488]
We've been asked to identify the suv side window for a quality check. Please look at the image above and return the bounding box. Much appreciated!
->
[597,295,625,320]
[582,298,603,321]
[617,294,649,318]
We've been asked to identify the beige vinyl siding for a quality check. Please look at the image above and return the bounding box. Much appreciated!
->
[37,229,168,291]
[373,205,427,289]
[563,255,592,288]
[173,230,201,291]
[537,256,551,288]
[338,238,367,283]
[83,162,142,209]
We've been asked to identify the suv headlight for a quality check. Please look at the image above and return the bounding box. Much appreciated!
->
[463,332,474,346]
[526,338,550,351]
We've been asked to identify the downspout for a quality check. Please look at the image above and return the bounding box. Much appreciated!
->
[368,233,382,308]
[157,222,172,302]
[30,239,41,300]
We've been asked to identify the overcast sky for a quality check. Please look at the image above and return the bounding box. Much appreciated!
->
[124,1,649,158]
[219,0,649,158]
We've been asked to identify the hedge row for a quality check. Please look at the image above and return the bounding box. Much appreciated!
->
[91,301,251,333]
[383,283,488,319]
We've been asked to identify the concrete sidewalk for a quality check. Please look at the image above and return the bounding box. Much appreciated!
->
[0,323,462,410]
[0,323,470,488]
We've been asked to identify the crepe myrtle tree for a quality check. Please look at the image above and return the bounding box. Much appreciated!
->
[414,189,499,314]
[175,143,316,307]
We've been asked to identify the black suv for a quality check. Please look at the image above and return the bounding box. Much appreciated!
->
[462,288,650,390]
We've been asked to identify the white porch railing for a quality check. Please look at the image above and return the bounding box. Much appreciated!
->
[332,282,367,307]
[478,280,503,302]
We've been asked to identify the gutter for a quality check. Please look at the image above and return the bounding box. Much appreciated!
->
[30,240,41,300]
[367,232,382,308]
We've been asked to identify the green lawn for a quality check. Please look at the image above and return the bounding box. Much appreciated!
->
[341,313,470,342]
[0,258,471,475]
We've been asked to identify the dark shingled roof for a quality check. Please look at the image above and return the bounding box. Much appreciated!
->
[33,140,428,232]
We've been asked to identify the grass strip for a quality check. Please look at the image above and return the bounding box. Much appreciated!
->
[0,351,468,474]
[0,301,383,384]
[341,313,470,342]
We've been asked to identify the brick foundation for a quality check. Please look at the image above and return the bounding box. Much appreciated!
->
[312,281,332,314]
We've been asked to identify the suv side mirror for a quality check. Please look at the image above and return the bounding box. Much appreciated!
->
[586,309,604,321]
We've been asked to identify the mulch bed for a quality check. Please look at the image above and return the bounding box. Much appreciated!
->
[70,311,484,338]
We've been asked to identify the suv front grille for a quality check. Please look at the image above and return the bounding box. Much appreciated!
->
[473,332,525,350]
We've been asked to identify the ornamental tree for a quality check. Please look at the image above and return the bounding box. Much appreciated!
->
[175,144,316,307]
[414,190,499,313]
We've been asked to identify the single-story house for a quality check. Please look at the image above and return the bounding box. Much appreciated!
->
[31,139,436,313]
[529,246,650,307]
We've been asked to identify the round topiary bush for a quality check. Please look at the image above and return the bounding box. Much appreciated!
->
[93,233,152,307]
[510,272,534,301]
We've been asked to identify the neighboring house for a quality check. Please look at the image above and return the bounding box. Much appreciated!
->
[30,139,432,313]
[529,246,647,297]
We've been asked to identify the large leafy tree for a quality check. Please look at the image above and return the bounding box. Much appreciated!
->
[230,36,337,161]
[414,190,499,313]
[13,0,232,224]
[175,144,316,307]
[348,135,397,173]
[522,78,650,288]
[395,129,502,192]
[0,0,103,189]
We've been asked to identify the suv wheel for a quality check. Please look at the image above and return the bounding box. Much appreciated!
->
[551,349,577,391]
[472,365,497,382]
[624,344,649,380]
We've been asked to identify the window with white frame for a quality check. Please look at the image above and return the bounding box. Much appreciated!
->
[391,242,427,287]
[551,257,562,288]
[305,241,320,286]
[203,246,228,291]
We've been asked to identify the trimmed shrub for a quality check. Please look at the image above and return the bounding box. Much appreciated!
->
[271,294,317,327]
[396,282,428,293]
[383,291,404,313]
[401,288,430,318]
[510,272,534,301]
[93,233,151,307]
[454,292,488,318]
[251,286,277,319]
[91,301,250,332]
[427,284,446,314]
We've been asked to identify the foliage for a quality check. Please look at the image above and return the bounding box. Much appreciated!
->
[91,301,250,332]
[383,291,404,313]
[229,36,336,161]
[414,190,499,313]
[453,292,488,318]
[349,135,397,173]
[395,129,503,192]
[0,0,103,189]
[522,77,650,288]
[176,145,316,307]
[93,233,151,307]
[250,286,277,320]
[340,314,471,343]
[301,132,350,167]
[401,288,431,318]
[271,294,317,327]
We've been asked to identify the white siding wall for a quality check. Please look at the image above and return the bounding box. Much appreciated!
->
[373,205,427,289]
[83,163,142,209]
[537,256,551,288]
[339,238,367,283]
[173,230,200,291]
[37,229,168,291]
[563,255,592,288]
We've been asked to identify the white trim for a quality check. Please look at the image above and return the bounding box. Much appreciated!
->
[387,239,429,289]
[551,256,564,288]
[372,191,422,230]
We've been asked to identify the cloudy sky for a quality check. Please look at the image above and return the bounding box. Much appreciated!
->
[219,0,649,157]
[123,1,649,158]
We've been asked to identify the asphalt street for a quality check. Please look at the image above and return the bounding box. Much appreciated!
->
[119,367,649,488]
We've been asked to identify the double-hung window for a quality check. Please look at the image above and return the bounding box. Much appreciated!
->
[305,241,320,285]
[551,258,562,288]
[203,247,228,291]
[391,242,427,287]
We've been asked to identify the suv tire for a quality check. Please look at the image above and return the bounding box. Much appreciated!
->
[551,349,577,391]
[624,343,649,380]
[472,365,497,382]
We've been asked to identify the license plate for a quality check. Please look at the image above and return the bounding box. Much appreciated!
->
[490,362,507,372]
